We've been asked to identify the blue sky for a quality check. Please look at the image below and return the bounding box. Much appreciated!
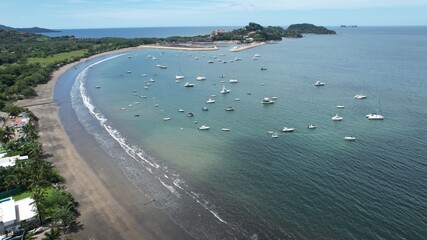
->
[1,0,426,29]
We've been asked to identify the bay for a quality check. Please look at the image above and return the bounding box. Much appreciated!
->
[68,26,427,239]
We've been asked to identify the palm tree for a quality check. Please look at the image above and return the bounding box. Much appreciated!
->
[42,227,61,240]
[31,187,47,225]
[0,126,15,143]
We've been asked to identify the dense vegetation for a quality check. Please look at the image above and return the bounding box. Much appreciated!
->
[211,22,335,42]
[288,23,336,34]
[0,24,60,33]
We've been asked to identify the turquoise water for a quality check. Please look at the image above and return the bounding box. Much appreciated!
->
[70,27,427,239]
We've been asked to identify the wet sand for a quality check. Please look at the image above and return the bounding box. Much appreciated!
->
[17,50,194,240]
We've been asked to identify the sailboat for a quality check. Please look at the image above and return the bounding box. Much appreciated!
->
[176,66,184,80]
[229,69,238,83]
[220,85,231,94]
[196,64,206,81]
[367,98,384,120]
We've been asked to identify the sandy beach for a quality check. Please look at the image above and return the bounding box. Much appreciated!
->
[16,50,194,239]
[229,42,267,52]
[140,44,219,51]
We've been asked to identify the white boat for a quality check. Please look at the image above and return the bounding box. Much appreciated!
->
[367,98,384,120]
[156,64,162,68]
[184,82,194,87]
[206,98,216,103]
[336,105,345,109]
[196,76,206,81]
[354,94,367,99]
[225,106,234,111]
[220,85,231,94]
[254,53,261,57]
[344,136,356,141]
[163,117,171,121]
[314,81,325,86]
[332,114,343,121]
[95,86,101,89]
[176,75,185,80]
[234,98,241,101]
[271,133,278,138]
[221,128,230,131]
[127,70,132,73]
[202,107,208,111]
[149,78,155,82]
[282,127,295,132]
[229,79,238,83]
[198,125,210,130]
[366,113,384,120]
[160,65,167,69]
[208,59,214,63]
[178,108,185,112]
[308,124,317,129]
[261,97,274,104]
[219,74,226,78]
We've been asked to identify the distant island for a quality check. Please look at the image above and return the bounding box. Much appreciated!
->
[0,24,60,33]
[210,22,336,43]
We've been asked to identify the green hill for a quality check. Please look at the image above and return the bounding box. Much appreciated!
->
[287,23,336,34]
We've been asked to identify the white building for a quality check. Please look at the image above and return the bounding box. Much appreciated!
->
[0,197,38,238]
[0,154,29,168]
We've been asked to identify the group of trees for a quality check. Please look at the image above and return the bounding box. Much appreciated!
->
[211,22,335,42]
[0,108,77,238]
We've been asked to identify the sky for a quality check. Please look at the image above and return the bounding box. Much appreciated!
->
[0,0,426,29]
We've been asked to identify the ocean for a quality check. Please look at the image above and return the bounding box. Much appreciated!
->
[56,26,427,239]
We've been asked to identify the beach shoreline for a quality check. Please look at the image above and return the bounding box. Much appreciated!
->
[16,49,194,239]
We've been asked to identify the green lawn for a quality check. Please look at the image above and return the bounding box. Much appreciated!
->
[12,191,32,201]
[27,49,87,67]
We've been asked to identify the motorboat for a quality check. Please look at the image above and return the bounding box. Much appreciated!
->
[261,97,274,104]
[344,136,356,141]
[314,81,325,86]
[176,75,185,80]
[336,105,345,109]
[178,108,185,112]
[221,128,230,131]
[332,114,343,121]
[219,74,226,78]
[198,125,210,130]
[163,117,171,121]
[307,124,317,129]
[196,76,206,81]
[202,107,209,111]
[282,127,295,132]
[271,133,278,138]
[160,65,167,69]
[208,59,214,63]
[95,86,101,89]
[354,94,367,99]
[206,98,216,103]
[261,67,267,71]
[234,98,241,101]
[184,82,194,87]
[186,112,194,117]
[366,113,384,120]
[149,78,155,82]
[225,107,234,111]
[220,85,231,94]
[229,79,238,83]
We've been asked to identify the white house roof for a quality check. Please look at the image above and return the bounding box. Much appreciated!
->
[0,197,16,224]
[16,197,37,221]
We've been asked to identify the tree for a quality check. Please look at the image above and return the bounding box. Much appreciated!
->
[42,227,61,240]
[0,126,15,144]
